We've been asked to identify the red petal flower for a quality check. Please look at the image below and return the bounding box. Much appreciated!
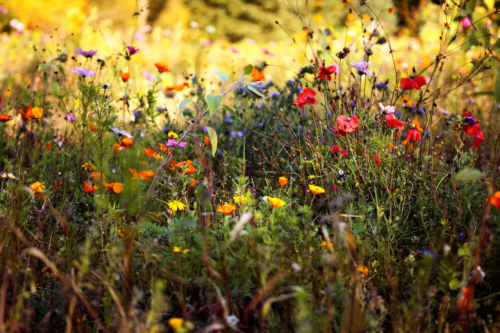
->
[295,88,316,108]
[331,145,341,153]
[336,115,359,132]
[317,64,338,81]
[334,125,347,137]
[400,76,426,90]
[385,114,406,131]
[406,129,422,142]
[341,150,349,158]
[463,122,480,136]
[472,130,484,148]
[371,156,381,166]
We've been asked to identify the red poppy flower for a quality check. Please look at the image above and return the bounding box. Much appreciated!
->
[372,156,381,166]
[333,184,339,191]
[331,145,341,153]
[46,142,51,150]
[400,76,426,90]
[406,128,422,142]
[341,150,349,158]
[472,130,484,148]
[385,114,406,131]
[317,64,338,81]
[0,114,12,122]
[334,125,347,137]
[336,115,359,132]
[295,88,316,109]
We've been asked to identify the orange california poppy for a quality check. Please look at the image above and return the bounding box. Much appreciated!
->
[142,148,156,157]
[84,181,98,193]
[191,178,199,186]
[490,191,500,208]
[0,114,13,122]
[129,168,139,180]
[139,170,156,181]
[46,142,51,150]
[217,204,237,215]
[90,121,96,132]
[104,182,124,193]
[19,107,34,120]
[154,62,171,73]
[90,172,104,182]
[204,136,210,146]
[251,68,266,81]
[121,138,134,147]
[176,160,196,175]
[119,72,131,82]
[168,159,177,169]
[279,177,288,187]
[30,182,47,198]
[113,143,126,153]
[457,285,473,312]
[165,82,190,93]
[158,142,172,153]
[388,7,394,14]
[32,107,43,119]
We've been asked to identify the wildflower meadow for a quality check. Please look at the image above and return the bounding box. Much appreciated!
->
[1,0,500,331]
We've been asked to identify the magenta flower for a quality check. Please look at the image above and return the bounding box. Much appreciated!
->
[229,46,239,54]
[0,6,8,14]
[166,139,187,147]
[75,47,98,58]
[72,67,96,77]
[126,46,140,55]
[461,18,471,28]
[260,47,275,56]
[66,112,76,122]
[142,71,155,82]
[350,60,373,75]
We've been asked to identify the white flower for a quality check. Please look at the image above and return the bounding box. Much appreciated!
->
[109,126,134,139]
[227,314,239,326]
[379,102,395,114]
[292,262,301,272]
[261,196,268,201]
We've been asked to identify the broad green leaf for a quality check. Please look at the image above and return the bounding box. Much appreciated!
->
[243,64,254,75]
[494,66,500,104]
[179,99,195,122]
[214,71,228,82]
[466,0,476,12]
[222,104,239,119]
[449,278,462,290]
[50,82,59,96]
[246,85,266,99]
[206,126,218,157]
[456,167,485,181]
[461,33,479,51]
[206,94,222,117]
[39,64,50,71]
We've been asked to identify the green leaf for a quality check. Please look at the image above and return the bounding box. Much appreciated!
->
[222,104,239,119]
[246,85,266,99]
[466,0,476,12]
[243,64,254,75]
[179,99,195,122]
[214,71,228,82]
[39,64,50,71]
[456,168,485,181]
[461,33,479,51]
[50,82,59,96]
[206,94,222,117]
[449,278,462,290]
[206,126,218,157]
[494,66,500,104]
[458,244,471,257]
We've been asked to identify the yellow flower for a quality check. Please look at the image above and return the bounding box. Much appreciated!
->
[321,241,333,248]
[168,131,179,139]
[173,246,190,254]
[217,204,237,215]
[313,14,323,23]
[356,265,369,277]
[168,318,184,331]
[4,90,11,97]
[75,99,82,105]
[82,163,96,170]
[233,196,247,204]
[168,201,186,212]
[411,117,423,132]
[30,182,47,198]
[309,185,325,195]
[268,197,286,208]
[253,146,260,151]
[259,227,265,233]
[32,107,43,119]
[279,177,288,187]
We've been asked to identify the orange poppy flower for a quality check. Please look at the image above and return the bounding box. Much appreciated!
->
[90,121,96,132]
[176,160,196,175]
[279,177,288,187]
[191,178,199,186]
[113,143,126,153]
[165,82,190,93]
[251,68,266,81]
[129,168,139,180]
[84,181,98,193]
[104,182,124,193]
[217,204,237,215]
[457,285,472,312]
[168,159,177,169]
[142,148,157,157]
[0,114,13,122]
[46,142,51,150]
[119,72,131,82]
[204,136,210,146]
[158,142,172,153]
[139,170,157,181]
[32,107,43,119]
[90,172,104,182]
[121,138,134,147]
[30,182,47,198]
[490,191,500,208]
[19,107,33,120]
[154,62,171,73]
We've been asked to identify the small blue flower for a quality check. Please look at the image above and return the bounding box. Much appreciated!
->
[338,170,345,179]
[237,131,243,137]
[422,248,438,260]
[297,87,303,93]
[395,110,402,118]
[231,131,236,137]
[217,149,223,156]
[417,108,425,114]
[271,91,280,98]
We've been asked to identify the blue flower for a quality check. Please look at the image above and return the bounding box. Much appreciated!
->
[237,131,243,137]
[271,91,280,98]
[417,108,425,114]
[395,110,402,118]
[297,87,303,93]
[422,248,438,260]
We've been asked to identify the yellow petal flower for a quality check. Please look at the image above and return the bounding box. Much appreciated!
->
[268,197,286,208]
[309,185,325,195]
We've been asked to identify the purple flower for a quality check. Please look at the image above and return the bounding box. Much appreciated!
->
[134,33,145,41]
[461,18,471,28]
[75,47,97,58]
[350,60,373,75]
[65,112,76,123]
[126,46,140,55]
[142,71,154,82]
[72,67,96,77]
[260,47,275,56]
[166,139,187,147]
[440,109,449,115]
[229,46,239,53]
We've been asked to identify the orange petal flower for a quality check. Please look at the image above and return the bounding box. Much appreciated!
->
[457,285,472,312]
[104,182,124,193]
[191,178,199,186]
[279,177,288,187]
[32,107,43,119]
[119,72,131,82]
[158,142,171,153]
[121,138,134,147]
[113,143,126,153]
[217,204,237,215]
[129,168,139,180]
[490,191,500,208]
[84,181,98,193]
[204,136,210,146]
[142,148,157,157]
[251,68,266,81]
[139,170,157,181]
[154,62,171,73]
[0,114,13,122]
[168,159,177,169]
[46,142,51,150]
[90,172,104,182]
[165,82,189,93]
[89,121,96,132]
[19,107,33,120]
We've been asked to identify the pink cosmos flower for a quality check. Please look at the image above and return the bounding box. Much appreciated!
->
[66,112,76,123]
[166,139,187,147]
[350,60,372,75]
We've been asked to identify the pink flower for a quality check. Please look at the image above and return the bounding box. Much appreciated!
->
[126,46,140,55]
[142,71,154,82]
[350,60,372,75]
[134,33,145,41]
[260,47,275,56]
[166,139,187,147]
[461,18,471,28]
[336,115,359,132]
[66,112,76,123]
[229,46,239,53]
